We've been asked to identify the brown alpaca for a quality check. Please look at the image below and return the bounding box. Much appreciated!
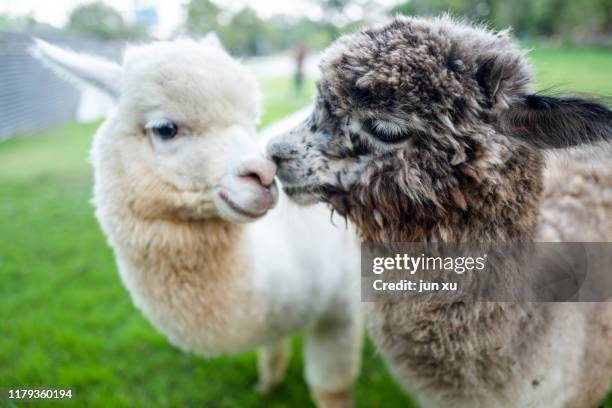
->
[267,16,612,408]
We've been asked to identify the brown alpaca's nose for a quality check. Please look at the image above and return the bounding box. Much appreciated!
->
[237,157,277,187]
[266,140,296,167]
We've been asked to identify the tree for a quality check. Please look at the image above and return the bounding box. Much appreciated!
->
[0,14,48,31]
[66,3,147,40]
[389,0,611,40]
[267,16,333,51]
[185,0,221,36]
[186,1,279,56]
[599,0,612,34]
[219,7,270,55]
[315,0,364,37]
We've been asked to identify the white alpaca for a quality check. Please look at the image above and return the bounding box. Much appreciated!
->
[32,38,362,407]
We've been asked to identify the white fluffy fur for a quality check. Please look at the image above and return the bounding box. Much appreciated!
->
[32,39,362,406]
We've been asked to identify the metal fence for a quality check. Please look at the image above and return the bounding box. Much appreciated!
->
[0,30,123,141]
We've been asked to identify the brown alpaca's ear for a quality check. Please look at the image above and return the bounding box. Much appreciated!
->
[474,51,532,109]
[499,95,612,149]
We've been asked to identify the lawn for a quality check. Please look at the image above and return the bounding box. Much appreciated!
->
[1,48,611,408]
[529,47,612,95]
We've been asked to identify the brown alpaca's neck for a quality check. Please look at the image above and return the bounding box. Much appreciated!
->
[347,142,544,244]
[359,143,549,391]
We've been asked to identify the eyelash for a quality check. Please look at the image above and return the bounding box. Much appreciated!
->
[362,119,410,143]
[145,119,187,141]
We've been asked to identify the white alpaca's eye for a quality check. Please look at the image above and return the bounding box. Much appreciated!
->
[153,122,178,141]
[146,119,179,141]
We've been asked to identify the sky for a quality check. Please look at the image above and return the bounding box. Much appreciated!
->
[0,0,402,38]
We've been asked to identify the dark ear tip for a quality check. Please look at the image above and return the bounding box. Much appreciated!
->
[505,94,612,149]
[525,95,553,110]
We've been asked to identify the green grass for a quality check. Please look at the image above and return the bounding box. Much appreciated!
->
[1,49,612,408]
[259,77,316,128]
[0,76,408,408]
[530,47,612,95]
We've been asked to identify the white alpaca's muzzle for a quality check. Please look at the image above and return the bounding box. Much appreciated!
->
[214,156,279,223]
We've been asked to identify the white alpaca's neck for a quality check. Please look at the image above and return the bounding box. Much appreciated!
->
[94,166,355,356]
[97,193,274,354]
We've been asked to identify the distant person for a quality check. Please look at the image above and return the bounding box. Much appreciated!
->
[292,44,307,94]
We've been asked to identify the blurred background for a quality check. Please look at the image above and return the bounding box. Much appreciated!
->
[0,0,611,407]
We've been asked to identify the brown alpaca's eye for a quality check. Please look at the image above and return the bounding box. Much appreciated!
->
[363,118,409,143]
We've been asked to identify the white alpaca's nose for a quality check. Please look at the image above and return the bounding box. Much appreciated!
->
[236,157,277,187]
[216,156,279,223]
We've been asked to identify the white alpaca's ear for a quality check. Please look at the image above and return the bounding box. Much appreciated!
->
[200,32,225,51]
[29,38,122,99]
